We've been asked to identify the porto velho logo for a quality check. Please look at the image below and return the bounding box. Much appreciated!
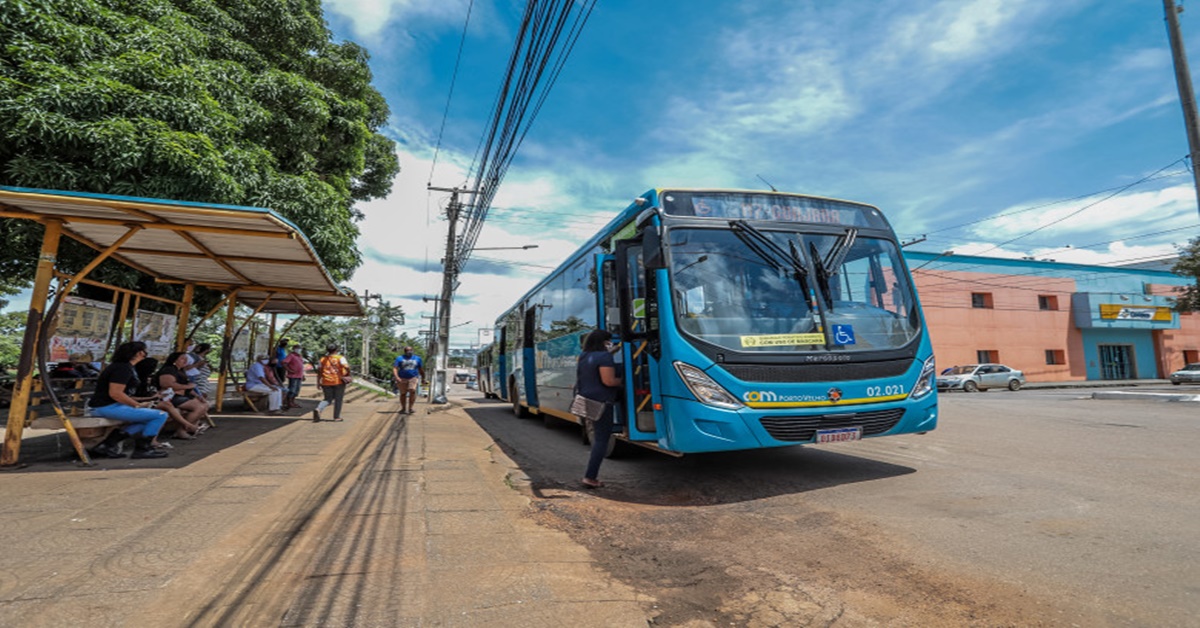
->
[743,390,833,404]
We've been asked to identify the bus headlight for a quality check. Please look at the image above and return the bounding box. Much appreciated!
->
[674,361,744,410]
[909,355,936,400]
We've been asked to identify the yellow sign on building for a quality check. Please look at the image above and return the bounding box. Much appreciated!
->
[1098,304,1172,321]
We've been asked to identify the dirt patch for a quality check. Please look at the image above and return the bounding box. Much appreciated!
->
[528,491,1107,627]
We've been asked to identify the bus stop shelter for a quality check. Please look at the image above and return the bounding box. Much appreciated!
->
[0,186,363,466]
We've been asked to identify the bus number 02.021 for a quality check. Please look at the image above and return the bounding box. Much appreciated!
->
[866,385,905,397]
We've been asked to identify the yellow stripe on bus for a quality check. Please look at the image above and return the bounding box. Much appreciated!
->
[743,393,909,409]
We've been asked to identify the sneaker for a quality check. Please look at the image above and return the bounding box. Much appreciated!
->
[312,409,320,422]
[130,447,168,459]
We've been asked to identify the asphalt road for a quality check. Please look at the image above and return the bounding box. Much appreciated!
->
[463,388,1200,626]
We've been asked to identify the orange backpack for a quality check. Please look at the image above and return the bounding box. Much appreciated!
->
[319,354,350,386]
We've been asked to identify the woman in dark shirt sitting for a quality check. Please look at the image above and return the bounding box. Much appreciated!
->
[87,341,170,459]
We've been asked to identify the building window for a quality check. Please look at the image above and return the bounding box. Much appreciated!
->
[1038,295,1058,311]
[1045,349,1065,365]
[976,350,997,363]
[971,293,993,309]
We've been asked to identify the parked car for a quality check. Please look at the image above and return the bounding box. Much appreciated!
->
[1169,363,1200,385]
[936,363,1026,392]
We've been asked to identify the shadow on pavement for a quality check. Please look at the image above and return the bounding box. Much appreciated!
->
[2,405,313,473]
[462,398,916,507]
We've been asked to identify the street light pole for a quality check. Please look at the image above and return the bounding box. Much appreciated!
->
[359,290,381,376]
[1164,0,1200,219]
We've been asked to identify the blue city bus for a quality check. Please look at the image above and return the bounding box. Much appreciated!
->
[489,188,937,454]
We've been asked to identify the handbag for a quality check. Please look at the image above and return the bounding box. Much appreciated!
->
[570,393,607,421]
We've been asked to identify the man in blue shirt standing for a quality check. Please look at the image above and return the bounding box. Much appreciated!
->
[392,346,425,415]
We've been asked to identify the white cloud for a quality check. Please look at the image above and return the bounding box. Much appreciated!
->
[976,183,1197,242]
[323,0,476,41]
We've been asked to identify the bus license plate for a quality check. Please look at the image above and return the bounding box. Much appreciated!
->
[816,427,862,443]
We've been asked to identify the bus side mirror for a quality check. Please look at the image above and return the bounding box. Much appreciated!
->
[643,224,666,270]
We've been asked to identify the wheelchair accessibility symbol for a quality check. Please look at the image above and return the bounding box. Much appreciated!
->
[832,325,856,346]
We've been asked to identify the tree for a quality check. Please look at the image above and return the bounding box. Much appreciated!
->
[0,0,400,302]
[1172,236,1200,312]
[0,311,28,371]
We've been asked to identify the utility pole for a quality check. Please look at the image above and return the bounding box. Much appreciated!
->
[1165,0,1200,218]
[427,185,476,404]
[359,290,382,376]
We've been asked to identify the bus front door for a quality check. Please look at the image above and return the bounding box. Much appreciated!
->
[598,244,658,442]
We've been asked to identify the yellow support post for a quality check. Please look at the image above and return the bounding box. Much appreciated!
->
[215,291,238,413]
[268,312,277,359]
[176,283,194,350]
[2,220,63,466]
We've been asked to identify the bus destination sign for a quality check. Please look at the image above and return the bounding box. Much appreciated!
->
[661,191,888,228]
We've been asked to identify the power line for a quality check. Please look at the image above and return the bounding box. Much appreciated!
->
[428,0,476,186]
[967,158,1188,257]
[456,0,598,273]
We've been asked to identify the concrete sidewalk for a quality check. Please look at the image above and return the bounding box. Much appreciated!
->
[0,389,650,626]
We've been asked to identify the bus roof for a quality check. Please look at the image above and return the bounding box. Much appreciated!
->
[493,188,888,324]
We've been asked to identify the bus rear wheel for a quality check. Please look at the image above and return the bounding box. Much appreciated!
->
[510,381,530,418]
[584,419,623,458]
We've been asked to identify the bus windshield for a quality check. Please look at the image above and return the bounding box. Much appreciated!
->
[669,226,920,353]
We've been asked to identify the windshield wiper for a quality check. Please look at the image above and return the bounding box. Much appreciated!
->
[729,220,808,280]
[809,227,858,310]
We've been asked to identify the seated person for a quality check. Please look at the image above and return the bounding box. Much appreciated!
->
[86,341,170,459]
[48,361,83,379]
[113,355,199,440]
[184,342,214,400]
[156,351,210,428]
[246,354,284,413]
[70,353,101,378]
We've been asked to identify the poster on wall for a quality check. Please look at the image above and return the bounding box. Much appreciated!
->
[231,330,251,367]
[253,334,269,363]
[49,296,115,363]
[132,309,178,360]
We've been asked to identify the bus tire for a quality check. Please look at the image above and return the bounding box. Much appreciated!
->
[584,419,618,458]
[510,380,530,418]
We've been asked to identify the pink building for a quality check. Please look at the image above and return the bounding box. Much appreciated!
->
[907,252,1199,382]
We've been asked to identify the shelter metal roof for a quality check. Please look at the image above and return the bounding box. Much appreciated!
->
[0,186,363,316]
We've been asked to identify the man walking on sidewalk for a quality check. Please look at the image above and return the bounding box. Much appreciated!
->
[392,346,425,414]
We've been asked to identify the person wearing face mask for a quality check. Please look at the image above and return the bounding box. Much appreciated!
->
[245,354,284,413]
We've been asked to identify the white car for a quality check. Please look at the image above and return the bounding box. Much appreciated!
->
[1170,363,1200,385]
[937,363,1026,392]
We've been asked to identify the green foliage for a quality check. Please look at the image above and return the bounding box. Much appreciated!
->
[0,0,400,297]
[0,311,30,370]
[1171,236,1200,312]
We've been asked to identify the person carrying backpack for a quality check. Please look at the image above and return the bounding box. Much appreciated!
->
[312,343,351,422]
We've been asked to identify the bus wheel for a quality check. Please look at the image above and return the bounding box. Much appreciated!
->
[584,419,618,458]
[510,381,530,418]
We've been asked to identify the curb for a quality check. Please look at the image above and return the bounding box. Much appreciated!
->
[1091,390,1200,402]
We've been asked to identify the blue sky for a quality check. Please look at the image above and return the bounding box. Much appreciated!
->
[48,0,1192,352]
[323,0,1200,349]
